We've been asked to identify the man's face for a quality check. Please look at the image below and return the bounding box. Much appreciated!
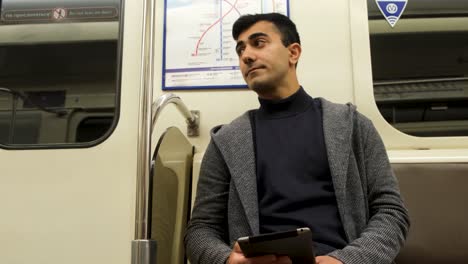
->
[235,21,294,94]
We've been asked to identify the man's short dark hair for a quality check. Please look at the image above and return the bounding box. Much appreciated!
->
[232,13,301,47]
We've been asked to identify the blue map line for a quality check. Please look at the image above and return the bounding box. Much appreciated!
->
[220,0,223,60]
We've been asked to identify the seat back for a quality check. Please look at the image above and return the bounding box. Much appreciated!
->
[393,163,468,264]
[151,127,193,264]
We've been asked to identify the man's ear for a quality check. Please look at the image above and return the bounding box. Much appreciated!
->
[288,43,302,66]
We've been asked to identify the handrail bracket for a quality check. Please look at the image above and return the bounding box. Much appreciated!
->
[187,110,200,137]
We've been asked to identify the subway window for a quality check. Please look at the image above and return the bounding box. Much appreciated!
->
[367,0,468,137]
[0,0,121,148]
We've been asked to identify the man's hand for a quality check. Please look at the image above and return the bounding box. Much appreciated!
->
[315,256,343,264]
[227,242,292,264]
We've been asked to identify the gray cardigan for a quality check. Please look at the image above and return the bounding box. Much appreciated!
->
[185,98,410,264]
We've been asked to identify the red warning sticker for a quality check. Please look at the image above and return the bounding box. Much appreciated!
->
[52,7,67,20]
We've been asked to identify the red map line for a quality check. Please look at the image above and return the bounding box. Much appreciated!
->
[223,0,241,16]
[193,0,239,56]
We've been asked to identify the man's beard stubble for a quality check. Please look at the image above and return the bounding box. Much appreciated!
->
[249,79,277,95]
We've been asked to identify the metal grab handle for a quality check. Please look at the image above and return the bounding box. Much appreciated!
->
[152,93,200,137]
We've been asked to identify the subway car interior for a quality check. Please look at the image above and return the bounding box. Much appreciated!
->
[1,0,468,264]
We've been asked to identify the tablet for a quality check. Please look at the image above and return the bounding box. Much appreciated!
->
[237,227,315,263]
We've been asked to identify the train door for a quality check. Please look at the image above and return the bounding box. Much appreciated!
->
[0,0,146,263]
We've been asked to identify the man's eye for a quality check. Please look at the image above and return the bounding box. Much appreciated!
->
[254,39,265,46]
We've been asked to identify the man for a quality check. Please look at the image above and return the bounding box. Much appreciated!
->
[185,13,409,264]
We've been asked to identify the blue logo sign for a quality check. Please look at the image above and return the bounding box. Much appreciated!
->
[375,0,408,28]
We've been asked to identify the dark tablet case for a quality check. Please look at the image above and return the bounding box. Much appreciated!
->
[238,227,316,263]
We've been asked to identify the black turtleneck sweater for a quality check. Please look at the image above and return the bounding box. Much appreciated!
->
[251,87,347,256]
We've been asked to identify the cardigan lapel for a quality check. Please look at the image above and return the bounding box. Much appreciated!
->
[213,113,259,235]
[320,98,354,225]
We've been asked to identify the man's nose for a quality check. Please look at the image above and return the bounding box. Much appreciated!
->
[241,47,256,65]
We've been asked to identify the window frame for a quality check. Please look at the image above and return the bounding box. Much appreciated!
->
[350,0,468,150]
[0,3,124,150]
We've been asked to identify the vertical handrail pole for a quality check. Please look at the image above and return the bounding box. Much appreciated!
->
[135,0,156,241]
[132,0,158,261]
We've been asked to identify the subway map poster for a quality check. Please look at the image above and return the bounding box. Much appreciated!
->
[163,0,289,90]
